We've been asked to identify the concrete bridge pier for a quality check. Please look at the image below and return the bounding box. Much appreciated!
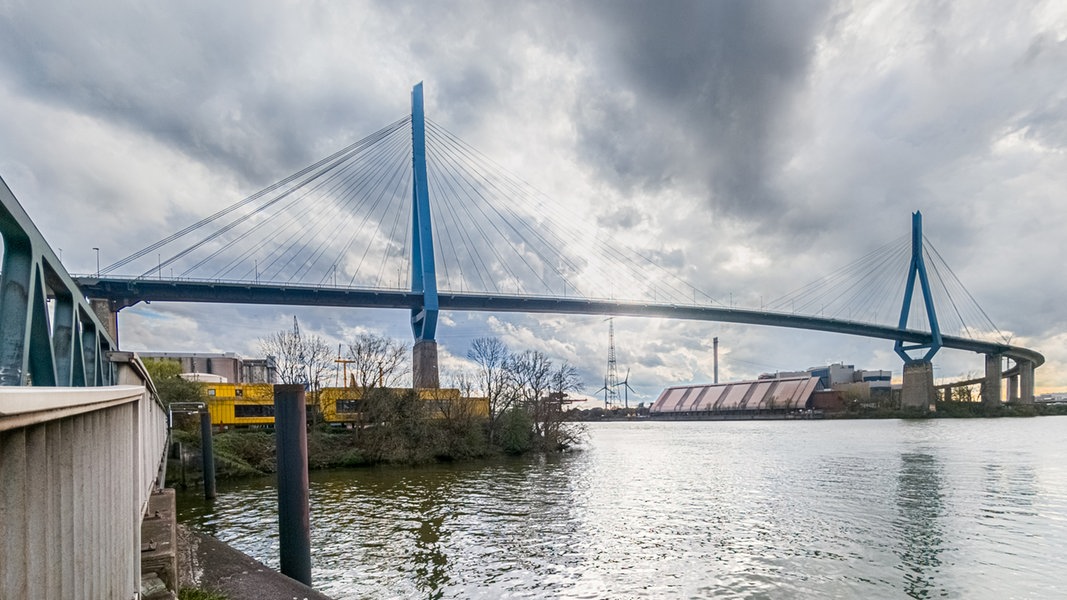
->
[1018,360,1035,404]
[90,298,119,346]
[982,354,1002,406]
[1008,374,1019,402]
[413,340,440,389]
[901,360,937,411]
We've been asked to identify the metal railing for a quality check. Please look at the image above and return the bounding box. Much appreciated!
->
[0,359,168,599]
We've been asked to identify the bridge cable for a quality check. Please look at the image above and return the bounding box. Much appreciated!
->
[427,126,581,290]
[206,130,404,281]
[148,120,409,279]
[430,120,697,302]
[371,168,412,289]
[427,119,715,304]
[285,128,412,284]
[427,127,556,294]
[923,235,1006,342]
[174,126,408,281]
[423,149,495,293]
[340,138,412,287]
[106,117,409,275]
[427,125,553,293]
[429,122,660,299]
[426,129,554,292]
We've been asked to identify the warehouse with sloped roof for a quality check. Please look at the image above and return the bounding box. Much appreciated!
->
[650,376,820,417]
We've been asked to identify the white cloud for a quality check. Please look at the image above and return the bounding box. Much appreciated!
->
[1,0,1065,397]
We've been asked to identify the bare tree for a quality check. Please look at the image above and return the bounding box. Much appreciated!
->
[545,361,585,449]
[448,370,476,401]
[260,328,305,384]
[550,361,584,399]
[506,350,553,438]
[467,337,512,443]
[259,319,336,394]
[430,373,478,428]
[347,333,409,388]
[304,334,334,394]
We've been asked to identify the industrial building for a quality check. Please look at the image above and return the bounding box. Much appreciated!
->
[650,362,897,418]
[140,351,277,384]
[764,362,893,402]
[650,376,820,418]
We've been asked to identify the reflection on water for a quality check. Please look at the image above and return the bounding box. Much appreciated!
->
[895,452,945,598]
[178,418,1067,599]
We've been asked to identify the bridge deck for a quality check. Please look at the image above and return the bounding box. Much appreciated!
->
[76,276,1044,370]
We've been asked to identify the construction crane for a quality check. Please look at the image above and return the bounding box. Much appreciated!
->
[334,342,355,387]
[293,316,309,386]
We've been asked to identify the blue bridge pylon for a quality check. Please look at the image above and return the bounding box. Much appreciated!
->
[894,211,942,364]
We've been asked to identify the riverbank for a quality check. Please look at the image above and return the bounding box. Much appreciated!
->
[825,401,1067,419]
[169,426,492,484]
[177,523,333,600]
[167,419,576,484]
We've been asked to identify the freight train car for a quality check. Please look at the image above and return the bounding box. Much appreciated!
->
[318,386,485,424]
[199,383,488,428]
[201,382,279,427]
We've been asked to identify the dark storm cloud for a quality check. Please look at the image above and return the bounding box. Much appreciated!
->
[568,0,832,218]
[0,2,398,186]
[1,0,1064,389]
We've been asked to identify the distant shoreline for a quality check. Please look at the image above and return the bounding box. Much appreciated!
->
[568,402,1067,422]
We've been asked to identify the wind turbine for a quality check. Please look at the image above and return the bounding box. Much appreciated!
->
[615,367,636,409]
[595,376,611,408]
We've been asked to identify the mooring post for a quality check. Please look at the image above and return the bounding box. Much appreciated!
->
[275,384,312,586]
[199,410,216,500]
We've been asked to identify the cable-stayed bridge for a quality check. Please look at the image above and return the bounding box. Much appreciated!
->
[64,83,1041,407]
[0,83,1046,598]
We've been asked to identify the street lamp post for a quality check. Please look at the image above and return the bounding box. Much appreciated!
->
[92,247,100,277]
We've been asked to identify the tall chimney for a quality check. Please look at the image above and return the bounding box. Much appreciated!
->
[713,337,719,384]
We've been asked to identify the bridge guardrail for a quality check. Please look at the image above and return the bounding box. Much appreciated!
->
[0,370,167,599]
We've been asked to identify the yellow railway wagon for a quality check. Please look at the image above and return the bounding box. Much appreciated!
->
[318,387,488,423]
[200,383,488,427]
[202,383,279,427]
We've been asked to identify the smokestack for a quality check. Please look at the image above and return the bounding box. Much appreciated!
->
[713,337,719,384]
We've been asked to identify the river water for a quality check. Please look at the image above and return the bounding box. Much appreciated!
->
[177,418,1067,599]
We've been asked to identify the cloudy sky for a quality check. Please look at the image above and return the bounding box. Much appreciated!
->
[1,0,1065,401]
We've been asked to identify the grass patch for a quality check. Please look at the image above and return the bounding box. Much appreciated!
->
[178,588,228,600]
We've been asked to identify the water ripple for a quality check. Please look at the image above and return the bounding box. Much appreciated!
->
[178,417,1067,599]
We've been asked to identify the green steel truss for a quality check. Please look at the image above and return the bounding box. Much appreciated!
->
[0,175,115,386]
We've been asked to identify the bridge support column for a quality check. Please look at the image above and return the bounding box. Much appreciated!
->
[901,361,936,411]
[1018,360,1035,404]
[1008,374,1019,402]
[413,340,439,389]
[90,298,118,346]
[982,354,1002,407]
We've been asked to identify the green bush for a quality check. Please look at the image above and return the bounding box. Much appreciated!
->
[213,431,277,473]
[497,407,534,455]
